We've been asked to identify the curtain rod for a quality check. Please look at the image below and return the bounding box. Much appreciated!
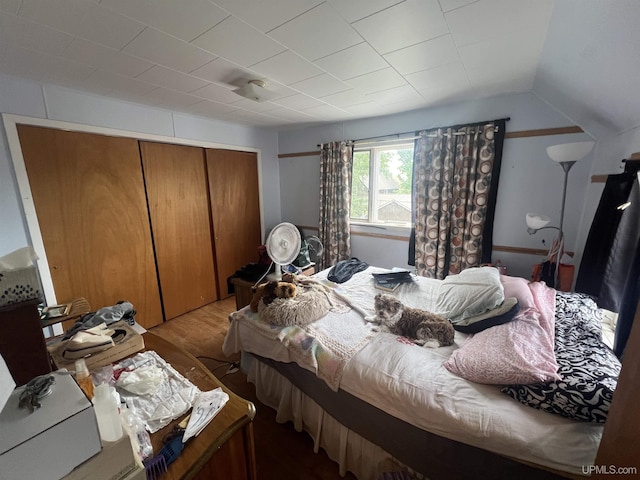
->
[316,116,510,147]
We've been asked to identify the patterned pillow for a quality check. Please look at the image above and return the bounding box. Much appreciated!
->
[501,292,621,423]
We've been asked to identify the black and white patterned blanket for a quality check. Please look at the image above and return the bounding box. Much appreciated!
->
[501,291,621,423]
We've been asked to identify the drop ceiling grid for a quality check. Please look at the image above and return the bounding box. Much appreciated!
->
[0,0,556,127]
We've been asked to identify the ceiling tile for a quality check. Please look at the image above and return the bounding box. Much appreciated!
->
[438,0,477,13]
[19,0,146,50]
[62,38,154,78]
[136,65,209,93]
[291,73,350,98]
[384,35,458,75]
[0,44,56,80]
[192,16,286,67]
[353,0,448,54]
[190,58,251,85]
[190,82,241,103]
[272,93,325,110]
[268,107,318,123]
[123,27,216,73]
[315,42,389,80]
[345,67,406,94]
[404,62,468,90]
[302,104,346,120]
[269,3,362,61]
[219,108,283,126]
[142,88,203,108]
[467,65,535,93]
[100,0,229,42]
[320,89,369,108]
[445,0,553,47]
[230,98,282,113]
[250,50,323,85]
[301,103,349,120]
[458,28,544,72]
[213,0,322,33]
[365,84,422,105]
[185,99,239,116]
[82,70,157,96]
[326,0,405,23]
[0,11,73,56]
[0,0,21,13]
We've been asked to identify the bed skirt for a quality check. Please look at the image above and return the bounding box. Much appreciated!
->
[241,352,571,480]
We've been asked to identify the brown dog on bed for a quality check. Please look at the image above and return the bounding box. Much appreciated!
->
[368,293,454,348]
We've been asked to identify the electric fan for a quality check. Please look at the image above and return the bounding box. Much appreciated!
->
[305,235,324,266]
[265,222,302,281]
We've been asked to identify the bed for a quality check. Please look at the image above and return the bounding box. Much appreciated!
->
[222,266,621,479]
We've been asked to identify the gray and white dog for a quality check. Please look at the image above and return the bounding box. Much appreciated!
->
[367,293,455,348]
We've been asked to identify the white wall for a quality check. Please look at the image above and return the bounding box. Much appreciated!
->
[278,92,597,279]
[0,73,281,259]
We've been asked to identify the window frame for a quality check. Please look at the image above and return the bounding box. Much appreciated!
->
[350,139,415,229]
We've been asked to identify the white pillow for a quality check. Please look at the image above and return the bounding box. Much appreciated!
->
[435,267,504,323]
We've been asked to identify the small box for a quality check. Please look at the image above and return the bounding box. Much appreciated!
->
[63,432,137,480]
[0,266,42,307]
[48,321,145,371]
[0,372,102,480]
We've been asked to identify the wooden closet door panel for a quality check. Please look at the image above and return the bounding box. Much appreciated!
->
[206,149,261,298]
[17,125,163,329]
[140,141,217,320]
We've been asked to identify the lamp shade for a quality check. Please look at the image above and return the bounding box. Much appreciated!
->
[546,141,595,163]
[526,213,551,230]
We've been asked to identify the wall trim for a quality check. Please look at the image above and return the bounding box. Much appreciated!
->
[277,125,584,158]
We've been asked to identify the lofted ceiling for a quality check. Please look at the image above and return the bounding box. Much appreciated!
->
[0,0,637,136]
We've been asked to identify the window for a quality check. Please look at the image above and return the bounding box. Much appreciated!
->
[350,141,414,227]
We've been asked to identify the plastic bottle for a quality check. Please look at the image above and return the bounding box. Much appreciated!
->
[93,383,123,442]
[74,358,94,399]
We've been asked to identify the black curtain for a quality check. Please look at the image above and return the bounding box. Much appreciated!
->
[576,163,640,358]
[408,118,506,266]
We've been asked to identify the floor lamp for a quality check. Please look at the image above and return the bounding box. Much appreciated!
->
[526,141,595,289]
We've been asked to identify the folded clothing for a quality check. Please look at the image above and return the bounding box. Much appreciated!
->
[63,323,115,359]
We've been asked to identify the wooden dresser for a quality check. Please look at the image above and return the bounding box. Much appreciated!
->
[139,333,256,480]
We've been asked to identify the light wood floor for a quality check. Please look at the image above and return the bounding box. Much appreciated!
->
[149,296,356,480]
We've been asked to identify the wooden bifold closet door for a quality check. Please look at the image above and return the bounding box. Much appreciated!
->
[139,141,218,320]
[17,125,163,329]
[206,149,261,298]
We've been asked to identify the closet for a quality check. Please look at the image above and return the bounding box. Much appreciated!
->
[16,125,261,328]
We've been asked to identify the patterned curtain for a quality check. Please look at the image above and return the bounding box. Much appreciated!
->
[318,141,353,270]
[412,121,504,279]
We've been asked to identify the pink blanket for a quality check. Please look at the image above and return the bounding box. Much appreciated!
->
[444,278,560,385]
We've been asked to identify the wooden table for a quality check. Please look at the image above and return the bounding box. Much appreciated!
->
[143,333,256,480]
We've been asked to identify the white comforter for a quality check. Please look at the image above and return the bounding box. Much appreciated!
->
[223,267,602,475]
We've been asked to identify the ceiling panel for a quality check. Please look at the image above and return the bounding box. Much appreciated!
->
[352,0,448,55]
[123,27,216,73]
[269,3,362,61]
[2,0,628,132]
[315,42,390,80]
[213,0,322,33]
[100,0,229,42]
[384,35,458,75]
[192,16,286,67]
[62,38,155,78]
[19,0,146,50]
